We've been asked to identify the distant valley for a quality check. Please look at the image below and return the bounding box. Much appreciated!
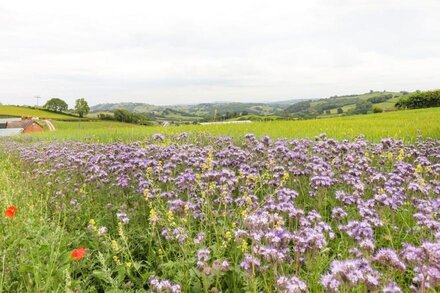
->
[90,90,408,122]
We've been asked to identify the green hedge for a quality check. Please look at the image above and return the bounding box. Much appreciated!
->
[396,90,440,109]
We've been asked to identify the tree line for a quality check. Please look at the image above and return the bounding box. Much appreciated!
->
[44,98,90,117]
[396,90,440,109]
[98,109,152,125]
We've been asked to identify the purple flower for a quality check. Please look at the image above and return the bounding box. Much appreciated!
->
[331,207,348,221]
[98,226,108,235]
[197,248,211,263]
[194,232,206,244]
[212,259,230,272]
[372,248,406,272]
[382,281,402,293]
[276,275,307,292]
[116,212,129,224]
[321,259,381,292]
[240,253,261,274]
[148,276,181,293]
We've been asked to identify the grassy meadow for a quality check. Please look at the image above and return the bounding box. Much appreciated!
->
[14,107,440,143]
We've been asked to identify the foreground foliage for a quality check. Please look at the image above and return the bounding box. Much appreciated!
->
[1,133,440,292]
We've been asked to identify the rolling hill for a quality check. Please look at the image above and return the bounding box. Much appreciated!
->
[0,105,82,120]
[284,91,408,117]
[90,91,410,122]
[90,99,311,121]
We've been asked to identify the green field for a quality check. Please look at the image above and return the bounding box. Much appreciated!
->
[0,105,82,120]
[12,107,440,143]
[329,104,356,114]
[228,114,284,121]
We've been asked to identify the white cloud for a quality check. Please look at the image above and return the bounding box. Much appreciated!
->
[1,0,440,107]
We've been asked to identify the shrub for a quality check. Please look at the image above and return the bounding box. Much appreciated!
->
[396,90,440,109]
[373,107,383,113]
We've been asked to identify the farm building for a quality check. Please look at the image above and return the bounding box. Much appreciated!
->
[0,117,21,129]
[0,117,44,136]
[6,119,43,133]
[0,128,24,137]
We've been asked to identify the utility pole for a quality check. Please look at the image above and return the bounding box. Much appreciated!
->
[35,96,41,107]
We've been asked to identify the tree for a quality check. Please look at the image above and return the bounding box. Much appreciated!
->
[75,98,90,117]
[352,100,372,114]
[112,109,150,125]
[337,108,343,114]
[113,109,132,122]
[395,89,440,109]
[44,98,68,112]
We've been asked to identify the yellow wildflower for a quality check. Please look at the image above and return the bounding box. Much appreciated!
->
[113,255,120,264]
[241,240,249,253]
[167,210,174,223]
[143,189,150,201]
[225,231,232,242]
[149,208,158,225]
[111,240,120,252]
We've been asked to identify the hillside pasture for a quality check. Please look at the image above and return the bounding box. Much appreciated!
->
[14,107,440,143]
[0,105,82,120]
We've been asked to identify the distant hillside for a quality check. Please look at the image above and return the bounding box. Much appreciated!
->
[91,103,159,113]
[267,98,311,106]
[90,100,308,121]
[90,91,413,122]
[284,91,409,117]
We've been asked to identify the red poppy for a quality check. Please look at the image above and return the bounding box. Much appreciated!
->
[70,247,86,261]
[4,206,18,219]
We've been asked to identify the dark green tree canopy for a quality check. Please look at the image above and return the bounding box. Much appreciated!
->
[44,98,68,112]
[396,90,440,109]
[349,100,372,115]
[74,98,90,118]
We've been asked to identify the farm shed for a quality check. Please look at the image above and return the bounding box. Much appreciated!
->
[0,117,21,129]
[6,119,44,133]
[0,128,24,137]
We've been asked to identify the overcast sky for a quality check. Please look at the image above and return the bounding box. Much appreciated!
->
[1,0,440,107]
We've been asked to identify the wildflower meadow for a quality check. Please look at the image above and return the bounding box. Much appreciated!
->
[1,132,439,292]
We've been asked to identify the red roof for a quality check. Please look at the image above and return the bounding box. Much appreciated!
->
[6,120,41,129]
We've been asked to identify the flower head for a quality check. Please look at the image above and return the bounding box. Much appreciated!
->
[70,247,86,261]
[4,206,18,219]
